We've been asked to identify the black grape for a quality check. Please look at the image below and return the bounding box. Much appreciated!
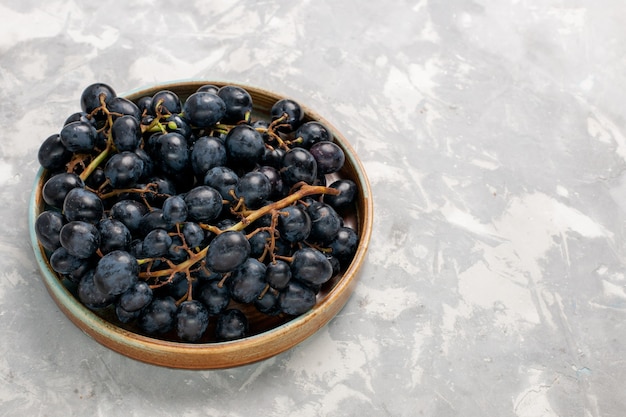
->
[80,83,116,116]
[62,187,104,224]
[277,205,311,243]
[281,147,318,185]
[104,151,145,188]
[42,172,84,208]
[150,90,182,116]
[38,134,72,171]
[59,220,100,259]
[309,141,345,174]
[93,250,139,296]
[182,91,226,128]
[78,269,117,310]
[279,280,316,316]
[270,98,304,132]
[111,115,142,151]
[290,247,333,286]
[205,230,250,273]
[98,218,131,254]
[60,121,98,152]
[294,121,331,148]
[235,171,271,209]
[119,281,153,312]
[196,279,231,315]
[35,210,66,251]
[184,185,222,223]
[215,309,248,341]
[139,297,177,335]
[225,124,265,166]
[227,258,267,303]
[176,300,210,342]
[217,85,253,124]
[324,179,357,209]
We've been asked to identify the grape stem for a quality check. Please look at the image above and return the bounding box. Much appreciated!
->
[138,183,339,280]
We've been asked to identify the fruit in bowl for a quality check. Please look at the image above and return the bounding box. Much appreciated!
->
[30,81,372,369]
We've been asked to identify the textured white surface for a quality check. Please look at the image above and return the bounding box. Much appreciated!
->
[1,0,626,415]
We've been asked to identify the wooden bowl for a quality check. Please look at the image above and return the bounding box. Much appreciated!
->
[29,81,373,369]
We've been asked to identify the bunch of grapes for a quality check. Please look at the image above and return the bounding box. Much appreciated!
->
[34,83,360,343]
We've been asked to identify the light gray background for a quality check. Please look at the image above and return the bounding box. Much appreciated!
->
[1,0,625,416]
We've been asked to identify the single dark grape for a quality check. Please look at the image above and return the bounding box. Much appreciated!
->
[38,134,72,171]
[98,218,131,254]
[270,98,304,132]
[277,205,311,243]
[60,120,98,152]
[182,91,226,128]
[227,258,267,303]
[119,280,153,312]
[191,136,227,177]
[80,83,116,115]
[154,132,190,174]
[205,230,250,273]
[279,280,316,316]
[281,147,318,185]
[134,148,155,180]
[107,96,141,120]
[255,165,285,200]
[309,141,345,174]
[162,195,188,226]
[168,235,188,263]
[255,290,281,315]
[329,226,359,265]
[291,247,333,286]
[306,201,342,243]
[225,124,265,166]
[265,259,292,290]
[104,151,145,188]
[150,90,182,116]
[217,85,253,124]
[78,269,117,310]
[115,305,141,324]
[49,246,87,275]
[142,228,173,258]
[42,172,84,208]
[248,230,270,259]
[59,220,100,259]
[176,300,210,342]
[196,84,220,94]
[294,121,332,148]
[138,297,178,335]
[324,179,357,209]
[196,279,231,315]
[93,250,139,296]
[136,96,152,115]
[111,115,142,151]
[184,185,222,222]
[235,171,271,209]
[138,209,168,237]
[35,210,66,252]
[262,147,286,169]
[85,167,107,190]
[110,199,148,235]
[215,309,248,341]
[64,111,97,127]
[62,187,104,224]
[203,166,239,202]
[181,222,206,249]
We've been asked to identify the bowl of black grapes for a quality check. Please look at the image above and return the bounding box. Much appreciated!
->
[29,80,372,369]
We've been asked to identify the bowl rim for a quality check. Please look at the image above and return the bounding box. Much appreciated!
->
[29,80,373,369]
